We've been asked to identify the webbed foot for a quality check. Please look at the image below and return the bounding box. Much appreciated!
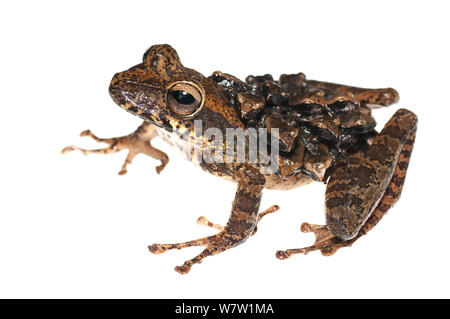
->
[62,122,168,175]
[276,223,346,259]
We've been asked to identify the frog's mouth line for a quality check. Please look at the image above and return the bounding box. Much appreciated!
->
[132,107,174,132]
[119,102,172,132]
[140,117,168,130]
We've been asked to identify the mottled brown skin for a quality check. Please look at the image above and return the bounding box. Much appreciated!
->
[276,109,417,258]
[63,44,418,274]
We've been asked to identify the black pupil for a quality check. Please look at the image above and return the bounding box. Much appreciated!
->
[173,90,195,105]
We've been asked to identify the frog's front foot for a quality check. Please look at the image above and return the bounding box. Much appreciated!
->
[196,204,279,235]
[62,122,169,175]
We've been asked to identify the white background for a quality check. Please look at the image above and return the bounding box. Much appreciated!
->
[1,0,449,298]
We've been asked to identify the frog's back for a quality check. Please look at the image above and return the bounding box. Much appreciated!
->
[209,71,380,184]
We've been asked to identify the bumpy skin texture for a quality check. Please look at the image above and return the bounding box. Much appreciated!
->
[63,44,418,274]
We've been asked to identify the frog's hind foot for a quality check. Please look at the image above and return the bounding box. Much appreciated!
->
[276,223,345,259]
[62,122,169,175]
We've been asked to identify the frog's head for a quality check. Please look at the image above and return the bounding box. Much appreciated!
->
[109,44,244,134]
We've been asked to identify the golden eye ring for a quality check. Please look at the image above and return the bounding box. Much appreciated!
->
[165,81,205,118]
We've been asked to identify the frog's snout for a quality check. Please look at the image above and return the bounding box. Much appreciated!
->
[109,71,167,127]
[108,72,126,106]
[109,74,127,107]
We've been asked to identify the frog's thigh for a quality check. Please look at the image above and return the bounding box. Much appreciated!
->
[276,109,417,259]
[149,164,265,274]
[319,129,417,255]
[326,108,418,240]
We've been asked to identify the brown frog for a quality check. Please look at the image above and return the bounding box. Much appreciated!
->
[63,44,418,274]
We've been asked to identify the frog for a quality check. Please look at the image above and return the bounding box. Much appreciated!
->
[63,44,418,274]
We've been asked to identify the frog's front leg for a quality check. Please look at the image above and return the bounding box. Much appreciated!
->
[148,165,265,274]
[62,121,169,175]
[196,204,279,234]
[277,109,417,259]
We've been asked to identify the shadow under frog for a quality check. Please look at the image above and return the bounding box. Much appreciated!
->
[63,44,418,274]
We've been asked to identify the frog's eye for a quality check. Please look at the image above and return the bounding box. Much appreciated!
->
[166,82,204,117]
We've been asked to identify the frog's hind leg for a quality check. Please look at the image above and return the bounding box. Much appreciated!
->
[306,80,399,107]
[276,108,417,259]
[62,121,169,175]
